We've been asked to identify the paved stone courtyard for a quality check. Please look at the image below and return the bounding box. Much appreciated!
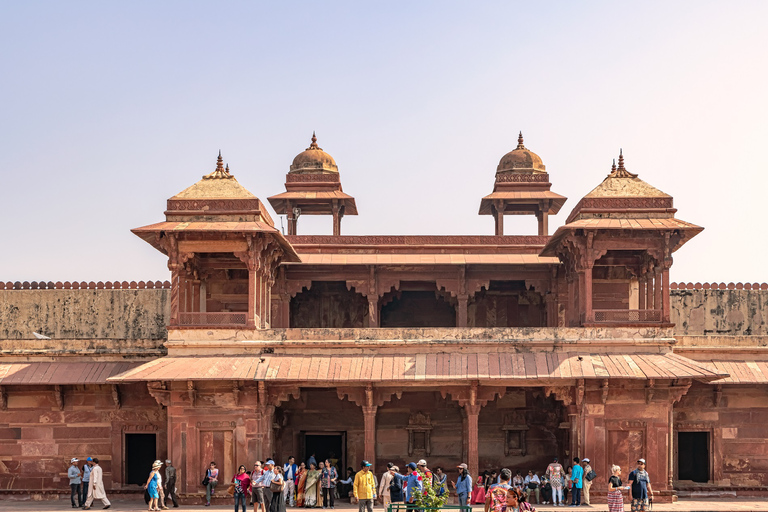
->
[1,500,768,512]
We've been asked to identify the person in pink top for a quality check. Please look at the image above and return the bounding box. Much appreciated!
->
[233,465,252,512]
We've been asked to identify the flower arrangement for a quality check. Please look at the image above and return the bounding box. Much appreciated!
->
[413,470,449,510]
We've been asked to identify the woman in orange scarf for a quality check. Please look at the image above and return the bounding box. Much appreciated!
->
[295,463,307,507]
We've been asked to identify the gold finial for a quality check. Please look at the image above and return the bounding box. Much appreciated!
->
[306,131,322,151]
[517,131,526,150]
[203,150,235,179]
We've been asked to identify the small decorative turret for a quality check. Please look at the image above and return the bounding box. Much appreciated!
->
[479,131,566,236]
[268,132,358,235]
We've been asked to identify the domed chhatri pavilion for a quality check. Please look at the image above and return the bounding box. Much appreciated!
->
[1,133,768,502]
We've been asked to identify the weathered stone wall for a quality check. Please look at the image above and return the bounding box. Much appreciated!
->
[0,383,166,491]
[0,289,170,340]
[675,381,768,487]
[671,288,768,335]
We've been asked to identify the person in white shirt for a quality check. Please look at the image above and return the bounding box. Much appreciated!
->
[523,470,541,504]
[283,457,298,507]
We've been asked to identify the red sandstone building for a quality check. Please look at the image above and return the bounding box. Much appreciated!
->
[1,134,767,500]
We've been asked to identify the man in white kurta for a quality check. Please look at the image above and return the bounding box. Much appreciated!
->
[83,458,111,509]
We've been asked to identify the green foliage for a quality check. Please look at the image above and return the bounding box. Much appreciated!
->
[413,470,449,510]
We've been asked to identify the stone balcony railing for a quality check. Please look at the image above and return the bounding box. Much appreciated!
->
[177,312,247,327]
[593,309,663,323]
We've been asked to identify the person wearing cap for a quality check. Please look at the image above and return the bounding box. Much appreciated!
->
[255,460,276,512]
[569,458,582,506]
[581,458,593,506]
[416,459,434,488]
[81,457,93,507]
[391,463,422,505]
[144,460,163,511]
[164,459,179,508]
[83,457,110,510]
[628,459,653,512]
[353,461,376,512]
[546,458,564,506]
[450,463,472,508]
[68,458,83,508]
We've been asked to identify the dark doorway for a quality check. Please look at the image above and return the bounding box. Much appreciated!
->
[678,431,709,482]
[304,432,344,473]
[125,433,157,485]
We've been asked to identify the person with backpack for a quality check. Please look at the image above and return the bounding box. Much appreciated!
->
[582,459,595,505]
[387,466,405,505]
[484,468,512,512]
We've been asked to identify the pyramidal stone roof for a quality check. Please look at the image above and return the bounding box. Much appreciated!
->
[171,152,257,200]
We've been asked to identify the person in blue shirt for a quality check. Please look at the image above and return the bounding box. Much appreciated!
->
[628,458,653,512]
[569,458,583,506]
[391,463,423,504]
[81,457,93,507]
[451,463,473,508]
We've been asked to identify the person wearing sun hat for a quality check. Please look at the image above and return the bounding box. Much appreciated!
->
[144,460,163,511]
[451,463,472,508]
[68,458,82,508]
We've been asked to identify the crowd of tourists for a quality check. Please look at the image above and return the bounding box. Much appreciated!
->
[67,453,653,512]
[469,457,653,512]
[66,457,111,510]
[197,455,652,512]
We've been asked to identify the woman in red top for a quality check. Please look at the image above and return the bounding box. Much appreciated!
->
[233,465,252,512]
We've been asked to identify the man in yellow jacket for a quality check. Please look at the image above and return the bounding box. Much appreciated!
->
[354,460,377,512]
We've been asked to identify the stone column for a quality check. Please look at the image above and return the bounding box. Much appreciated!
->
[494,201,504,236]
[363,405,377,465]
[535,208,548,236]
[368,297,379,327]
[247,269,257,329]
[170,269,180,327]
[661,266,671,323]
[646,270,655,310]
[584,266,594,323]
[457,295,468,327]
[332,201,342,236]
[638,275,646,310]
[465,403,480,479]
[654,267,663,317]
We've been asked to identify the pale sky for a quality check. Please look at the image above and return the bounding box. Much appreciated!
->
[1,1,767,284]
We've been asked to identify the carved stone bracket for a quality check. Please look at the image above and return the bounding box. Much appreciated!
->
[544,386,574,406]
[53,385,64,410]
[442,383,506,408]
[111,384,121,410]
[0,386,6,410]
[147,381,170,408]
[669,379,692,404]
[337,384,399,408]
[645,379,655,404]
[187,381,197,406]
[601,379,609,405]
[713,384,723,407]
[406,411,433,456]
[287,280,313,298]
[268,384,301,407]
[233,381,242,406]
[576,379,585,408]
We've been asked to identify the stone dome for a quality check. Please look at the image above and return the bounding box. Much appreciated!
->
[496,132,546,173]
[289,132,339,174]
